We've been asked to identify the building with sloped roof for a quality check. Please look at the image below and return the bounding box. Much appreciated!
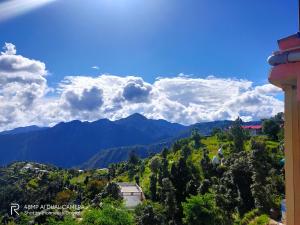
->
[117,182,145,208]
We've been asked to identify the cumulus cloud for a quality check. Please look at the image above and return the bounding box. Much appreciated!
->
[0,43,48,130]
[64,87,103,112]
[0,42,284,131]
[1,43,16,55]
[53,75,283,125]
[122,78,152,102]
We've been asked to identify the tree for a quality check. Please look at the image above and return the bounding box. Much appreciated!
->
[211,127,222,136]
[182,194,223,225]
[108,164,116,181]
[199,179,210,195]
[47,215,77,225]
[170,155,193,221]
[101,182,122,200]
[230,117,245,153]
[161,148,169,158]
[135,175,140,185]
[150,156,161,174]
[200,148,214,179]
[135,201,166,225]
[274,112,284,124]
[262,119,280,140]
[150,174,157,201]
[182,145,191,159]
[250,141,276,213]
[86,180,107,199]
[128,150,139,165]
[216,151,254,216]
[191,129,202,149]
[82,202,134,225]
[158,156,169,186]
[161,178,178,224]
[55,190,76,205]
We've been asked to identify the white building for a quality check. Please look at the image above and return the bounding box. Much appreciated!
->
[117,182,145,208]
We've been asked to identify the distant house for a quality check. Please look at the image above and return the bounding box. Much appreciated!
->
[211,156,220,166]
[242,125,262,136]
[22,163,34,170]
[117,182,145,208]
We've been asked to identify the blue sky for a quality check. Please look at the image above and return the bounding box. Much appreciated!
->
[0,0,291,130]
[0,0,297,85]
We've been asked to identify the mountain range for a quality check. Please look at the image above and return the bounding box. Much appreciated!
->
[0,113,260,168]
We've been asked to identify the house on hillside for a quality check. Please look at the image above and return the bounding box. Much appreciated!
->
[117,182,145,208]
[242,125,262,136]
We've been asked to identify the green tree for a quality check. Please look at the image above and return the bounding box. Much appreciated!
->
[161,178,178,224]
[101,182,122,200]
[262,119,280,140]
[191,129,202,149]
[150,173,158,201]
[135,201,166,225]
[230,117,245,153]
[182,194,223,225]
[86,180,107,199]
[55,189,76,205]
[250,140,278,213]
[108,164,116,181]
[128,150,139,165]
[82,202,134,225]
[216,151,254,216]
[150,156,161,174]
[135,175,140,185]
[200,148,214,179]
[211,127,222,136]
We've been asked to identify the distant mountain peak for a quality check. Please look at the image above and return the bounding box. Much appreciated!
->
[125,113,147,120]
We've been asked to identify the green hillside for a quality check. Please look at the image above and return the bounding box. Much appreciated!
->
[0,116,285,225]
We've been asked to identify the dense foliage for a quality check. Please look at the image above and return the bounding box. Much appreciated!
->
[0,115,284,225]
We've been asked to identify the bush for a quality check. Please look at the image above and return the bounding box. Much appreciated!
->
[81,202,134,225]
[240,209,259,225]
[182,194,224,225]
[135,201,166,225]
[249,215,269,225]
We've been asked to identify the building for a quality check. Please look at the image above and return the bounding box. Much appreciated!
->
[268,23,300,224]
[242,125,262,136]
[117,182,145,208]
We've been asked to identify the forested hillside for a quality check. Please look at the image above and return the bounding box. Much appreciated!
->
[0,115,285,225]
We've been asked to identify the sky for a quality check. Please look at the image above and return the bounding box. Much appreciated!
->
[0,0,295,131]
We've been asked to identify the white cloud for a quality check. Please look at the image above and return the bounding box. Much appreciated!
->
[1,43,17,55]
[0,43,284,131]
[122,78,152,102]
[0,43,48,130]
[92,66,100,70]
[63,86,104,112]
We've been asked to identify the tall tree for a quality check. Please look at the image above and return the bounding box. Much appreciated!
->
[161,178,178,225]
[230,117,245,153]
[128,150,140,165]
[262,119,280,141]
[150,174,158,201]
[191,129,202,149]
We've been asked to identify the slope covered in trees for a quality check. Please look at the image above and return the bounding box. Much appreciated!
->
[0,115,285,225]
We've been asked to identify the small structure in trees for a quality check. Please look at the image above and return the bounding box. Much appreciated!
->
[211,156,220,166]
[242,125,262,136]
[117,182,145,208]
